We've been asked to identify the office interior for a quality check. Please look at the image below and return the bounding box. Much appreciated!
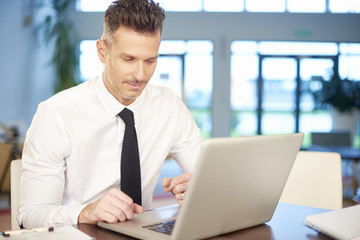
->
[0,0,359,231]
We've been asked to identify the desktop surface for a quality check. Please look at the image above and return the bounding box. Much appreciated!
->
[77,203,333,240]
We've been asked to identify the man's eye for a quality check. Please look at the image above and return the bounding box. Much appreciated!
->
[147,59,156,64]
[123,58,133,62]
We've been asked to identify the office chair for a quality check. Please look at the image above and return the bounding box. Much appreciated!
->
[280,151,343,210]
[10,159,22,230]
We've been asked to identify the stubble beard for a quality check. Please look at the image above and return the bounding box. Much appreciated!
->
[112,78,148,102]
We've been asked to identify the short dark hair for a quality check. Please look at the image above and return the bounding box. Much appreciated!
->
[101,0,165,46]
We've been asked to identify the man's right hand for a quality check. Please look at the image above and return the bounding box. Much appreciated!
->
[78,188,144,225]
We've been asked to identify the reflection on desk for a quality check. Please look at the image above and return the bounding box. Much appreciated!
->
[78,203,333,240]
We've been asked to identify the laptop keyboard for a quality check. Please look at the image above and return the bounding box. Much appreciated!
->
[142,219,176,235]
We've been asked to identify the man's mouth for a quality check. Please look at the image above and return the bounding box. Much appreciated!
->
[126,80,146,90]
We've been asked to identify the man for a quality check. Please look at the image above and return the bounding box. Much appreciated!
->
[18,0,202,228]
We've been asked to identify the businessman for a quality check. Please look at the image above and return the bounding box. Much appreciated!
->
[18,0,202,228]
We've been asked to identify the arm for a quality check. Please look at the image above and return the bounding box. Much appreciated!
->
[169,97,203,173]
[162,95,202,205]
[19,103,144,228]
[18,103,77,228]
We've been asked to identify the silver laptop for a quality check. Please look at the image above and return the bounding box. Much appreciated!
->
[98,133,304,240]
[305,204,360,240]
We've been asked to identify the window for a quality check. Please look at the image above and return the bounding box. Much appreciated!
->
[329,0,360,13]
[299,58,334,141]
[258,41,338,55]
[231,41,258,136]
[339,43,360,80]
[157,41,214,138]
[76,0,113,12]
[204,0,244,12]
[261,57,297,134]
[231,41,359,147]
[79,41,102,80]
[246,0,286,12]
[77,0,360,13]
[76,0,202,12]
[287,0,326,13]
[159,0,202,12]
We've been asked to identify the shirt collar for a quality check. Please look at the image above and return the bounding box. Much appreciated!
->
[96,75,124,116]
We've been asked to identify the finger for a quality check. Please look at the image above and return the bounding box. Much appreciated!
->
[79,196,126,224]
[162,177,172,190]
[110,188,135,208]
[171,173,191,186]
[164,173,191,192]
[163,183,174,193]
[112,209,127,222]
[102,202,127,222]
[171,182,188,195]
[101,210,121,223]
[167,174,191,194]
[134,204,144,214]
[111,199,136,220]
[106,189,140,220]
[177,199,183,206]
[97,191,133,221]
[175,192,185,200]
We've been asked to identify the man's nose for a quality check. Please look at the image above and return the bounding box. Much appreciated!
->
[133,62,146,81]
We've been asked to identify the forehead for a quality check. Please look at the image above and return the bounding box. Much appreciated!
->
[109,27,161,57]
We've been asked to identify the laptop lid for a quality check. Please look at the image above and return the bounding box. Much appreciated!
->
[305,204,360,240]
[98,133,304,240]
[171,133,303,239]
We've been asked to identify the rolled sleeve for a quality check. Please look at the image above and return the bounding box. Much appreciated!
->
[18,102,74,228]
[170,100,203,173]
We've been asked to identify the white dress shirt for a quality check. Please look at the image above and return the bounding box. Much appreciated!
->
[18,75,202,228]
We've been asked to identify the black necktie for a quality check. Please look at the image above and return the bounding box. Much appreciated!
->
[118,108,142,205]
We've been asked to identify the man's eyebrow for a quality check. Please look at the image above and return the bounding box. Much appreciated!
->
[119,52,159,60]
[119,52,134,58]
[147,55,159,60]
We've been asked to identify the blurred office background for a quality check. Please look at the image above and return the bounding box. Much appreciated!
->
[0,0,360,201]
[1,0,359,146]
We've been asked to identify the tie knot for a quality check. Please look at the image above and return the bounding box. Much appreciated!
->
[118,108,135,126]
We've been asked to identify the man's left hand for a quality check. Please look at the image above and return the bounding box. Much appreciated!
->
[162,173,192,205]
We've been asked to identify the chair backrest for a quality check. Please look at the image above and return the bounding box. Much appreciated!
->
[279,151,343,210]
[10,159,22,230]
[311,131,351,146]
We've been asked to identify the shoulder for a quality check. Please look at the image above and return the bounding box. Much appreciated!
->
[44,77,98,109]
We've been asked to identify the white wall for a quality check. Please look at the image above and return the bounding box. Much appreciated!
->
[1,3,359,138]
[0,1,55,138]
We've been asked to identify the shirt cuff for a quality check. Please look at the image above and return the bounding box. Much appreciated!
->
[61,204,88,225]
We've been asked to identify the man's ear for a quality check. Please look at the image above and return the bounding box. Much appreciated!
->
[96,39,107,63]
